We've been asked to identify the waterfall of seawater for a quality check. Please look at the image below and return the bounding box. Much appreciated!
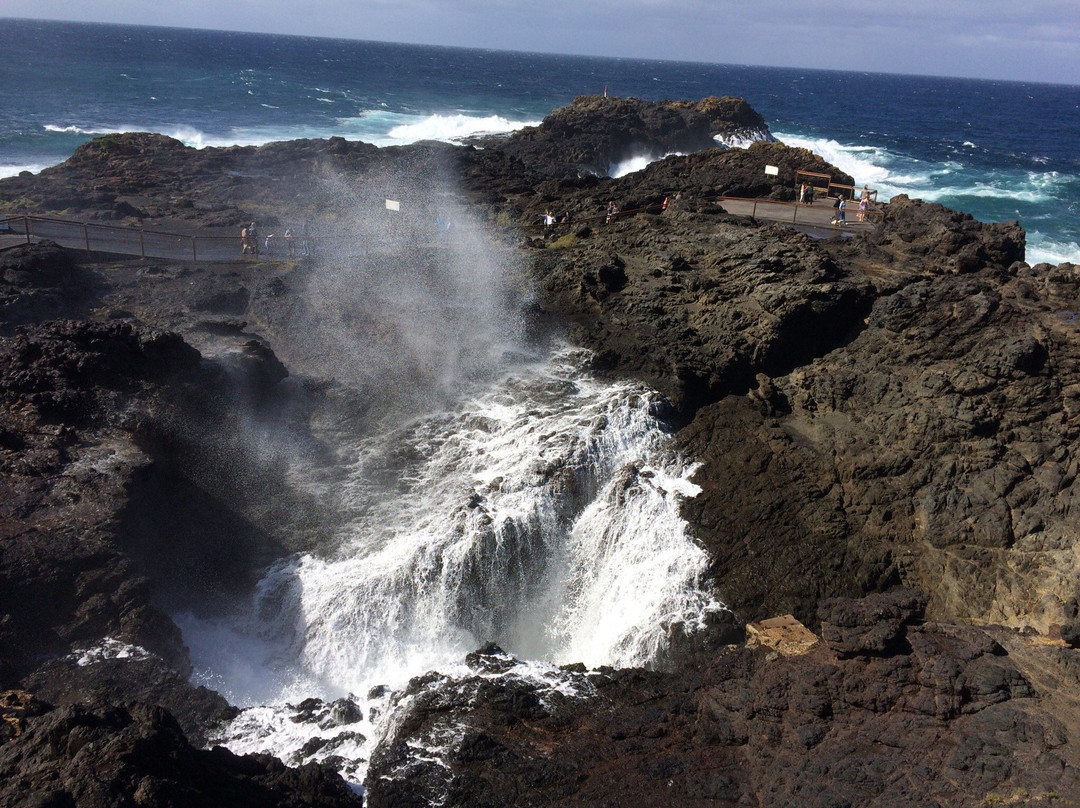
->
[177,345,723,788]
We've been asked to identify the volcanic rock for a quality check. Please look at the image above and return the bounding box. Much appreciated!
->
[0,700,361,808]
[475,94,774,177]
[365,619,1080,807]
[2,93,1080,808]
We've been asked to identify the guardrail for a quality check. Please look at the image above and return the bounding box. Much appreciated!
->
[0,214,271,261]
[715,196,884,227]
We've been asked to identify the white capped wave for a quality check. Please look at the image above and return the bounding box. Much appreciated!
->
[40,107,540,155]
[44,123,117,136]
[385,112,539,145]
[774,131,894,189]
[1025,232,1080,265]
[774,130,1065,205]
[713,129,773,149]
[0,162,51,178]
[916,183,1056,205]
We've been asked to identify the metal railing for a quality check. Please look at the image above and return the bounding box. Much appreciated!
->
[715,196,884,227]
[0,214,266,261]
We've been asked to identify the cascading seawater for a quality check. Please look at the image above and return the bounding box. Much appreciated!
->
[178,345,725,788]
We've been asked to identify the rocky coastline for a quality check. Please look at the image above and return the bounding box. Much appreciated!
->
[2,95,1079,806]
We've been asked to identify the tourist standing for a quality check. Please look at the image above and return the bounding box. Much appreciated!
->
[241,221,259,256]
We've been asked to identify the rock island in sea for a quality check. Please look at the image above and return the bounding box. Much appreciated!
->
[1,95,1079,807]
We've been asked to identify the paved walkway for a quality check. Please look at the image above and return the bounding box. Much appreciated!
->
[717,197,879,237]
[1,198,880,259]
[0,216,245,261]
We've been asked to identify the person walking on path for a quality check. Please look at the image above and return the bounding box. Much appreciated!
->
[241,221,259,256]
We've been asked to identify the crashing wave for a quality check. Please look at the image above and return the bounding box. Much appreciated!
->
[713,127,776,149]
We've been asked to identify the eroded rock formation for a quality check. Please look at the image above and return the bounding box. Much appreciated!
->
[2,94,1079,806]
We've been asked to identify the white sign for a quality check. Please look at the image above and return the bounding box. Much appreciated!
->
[764,165,779,176]
[385,199,400,211]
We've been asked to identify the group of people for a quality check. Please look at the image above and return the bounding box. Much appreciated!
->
[240,222,306,257]
[537,191,690,234]
[828,184,874,226]
[799,182,874,225]
[542,209,575,234]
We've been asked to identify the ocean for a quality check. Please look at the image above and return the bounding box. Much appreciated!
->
[1,18,1078,265]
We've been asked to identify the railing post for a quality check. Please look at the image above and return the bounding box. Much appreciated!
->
[24,215,30,245]
[139,230,145,258]
[192,236,197,262]
[84,223,90,254]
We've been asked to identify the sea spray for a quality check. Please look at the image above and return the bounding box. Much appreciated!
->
[180,346,723,785]
[268,158,527,406]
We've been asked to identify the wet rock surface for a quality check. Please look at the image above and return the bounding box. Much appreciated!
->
[366,596,1080,807]
[2,95,1080,805]
[0,700,361,808]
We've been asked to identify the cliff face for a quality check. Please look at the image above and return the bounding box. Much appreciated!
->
[2,95,1080,806]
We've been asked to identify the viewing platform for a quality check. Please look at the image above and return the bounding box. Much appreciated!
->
[716,196,881,238]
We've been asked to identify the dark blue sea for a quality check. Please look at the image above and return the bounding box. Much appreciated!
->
[2,18,1079,264]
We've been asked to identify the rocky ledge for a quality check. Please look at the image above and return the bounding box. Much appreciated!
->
[2,95,1079,806]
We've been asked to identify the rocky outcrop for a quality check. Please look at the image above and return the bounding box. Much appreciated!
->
[850,193,1026,275]
[0,318,200,682]
[679,249,1080,634]
[366,597,1080,807]
[530,206,872,416]
[0,241,100,330]
[474,94,773,178]
[0,700,362,808]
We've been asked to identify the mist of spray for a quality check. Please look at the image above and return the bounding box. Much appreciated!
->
[273,151,529,416]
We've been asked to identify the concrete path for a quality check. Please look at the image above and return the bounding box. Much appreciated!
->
[717,197,879,237]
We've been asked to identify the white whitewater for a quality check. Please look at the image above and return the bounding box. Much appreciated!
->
[179,345,723,786]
